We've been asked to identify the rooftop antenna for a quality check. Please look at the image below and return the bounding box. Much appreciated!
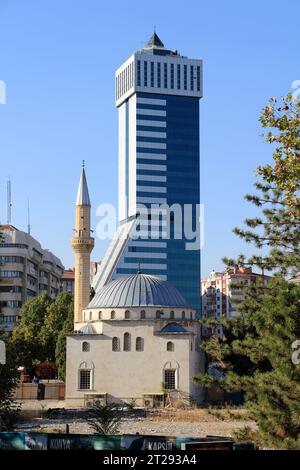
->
[7,178,12,225]
[27,198,31,235]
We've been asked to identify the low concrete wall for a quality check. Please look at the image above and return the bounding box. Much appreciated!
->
[44,383,65,400]
[15,382,65,401]
[15,384,38,400]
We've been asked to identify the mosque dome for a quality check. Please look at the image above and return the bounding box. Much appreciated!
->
[88,273,191,309]
[79,324,96,335]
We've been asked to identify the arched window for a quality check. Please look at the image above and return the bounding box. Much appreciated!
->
[190,312,193,320]
[98,311,102,320]
[111,311,116,320]
[170,311,175,319]
[82,342,90,353]
[136,337,144,352]
[182,311,186,320]
[89,311,92,321]
[125,310,130,320]
[112,337,120,352]
[156,310,161,319]
[124,333,131,351]
[167,341,175,352]
[140,310,146,319]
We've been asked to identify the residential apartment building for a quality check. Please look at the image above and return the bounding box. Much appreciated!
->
[61,262,101,296]
[61,269,75,294]
[0,224,64,333]
[290,274,300,285]
[201,267,271,336]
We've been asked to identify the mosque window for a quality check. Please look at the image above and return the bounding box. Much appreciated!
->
[112,337,120,352]
[79,370,91,390]
[82,342,90,353]
[89,312,92,321]
[140,310,146,319]
[170,311,175,319]
[164,369,176,391]
[125,310,131,320]
[182,311,186,320]
[124,332,131,351]
[156,311,161,319]
[190,312,193,320]
[111,311,116,320]
[167,342,174,352]
[98,311,102,320]
[136,337,144,352]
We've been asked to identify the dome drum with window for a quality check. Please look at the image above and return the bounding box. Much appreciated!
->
[80,273,196,326]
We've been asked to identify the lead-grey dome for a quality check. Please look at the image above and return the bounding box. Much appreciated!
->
[88,274,191,309]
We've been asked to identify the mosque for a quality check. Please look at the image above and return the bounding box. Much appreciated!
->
[65,165,204,407]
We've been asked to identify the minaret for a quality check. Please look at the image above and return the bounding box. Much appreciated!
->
[72,161,94,324]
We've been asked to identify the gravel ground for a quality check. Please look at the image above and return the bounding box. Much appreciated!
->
[16,417,257,438]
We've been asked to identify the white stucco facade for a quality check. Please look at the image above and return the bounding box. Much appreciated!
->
[66,303,204,407]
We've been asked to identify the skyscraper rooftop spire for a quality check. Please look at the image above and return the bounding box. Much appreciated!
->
[76,162,91,206]
[140,32,180,57]
[145,32,165,49]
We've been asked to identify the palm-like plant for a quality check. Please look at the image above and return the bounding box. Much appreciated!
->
[87,402,122,435]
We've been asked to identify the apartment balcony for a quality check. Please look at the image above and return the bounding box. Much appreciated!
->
[206,305,217,311]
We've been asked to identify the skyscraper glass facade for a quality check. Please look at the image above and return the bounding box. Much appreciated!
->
[94,34,202,311]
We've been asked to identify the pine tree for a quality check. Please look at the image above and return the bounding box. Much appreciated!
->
[195,94,300,449]
[258,94,300,212]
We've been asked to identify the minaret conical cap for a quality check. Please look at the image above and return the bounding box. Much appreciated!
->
[76,160,91,206]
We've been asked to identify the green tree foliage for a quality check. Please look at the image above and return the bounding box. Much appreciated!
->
[224,183,300,276]
[0,330,20,431]
[9,293,73,378]
[9,293,52,368]
[41,293,74,363]
[87,402,122,435]
[55,298,74,380]
[223,94,300,276]
[196,279,300,449]
[258,94,300,212]
[195,94,300,449]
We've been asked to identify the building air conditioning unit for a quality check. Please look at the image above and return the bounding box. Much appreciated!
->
[143,394,164,409]
[84,393,107,408]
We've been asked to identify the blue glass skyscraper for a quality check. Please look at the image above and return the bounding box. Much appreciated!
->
[94,33,203,311]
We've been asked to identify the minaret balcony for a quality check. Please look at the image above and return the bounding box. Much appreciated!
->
[71,237,95,253]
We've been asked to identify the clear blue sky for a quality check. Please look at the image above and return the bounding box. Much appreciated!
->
[0,0,298,276]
